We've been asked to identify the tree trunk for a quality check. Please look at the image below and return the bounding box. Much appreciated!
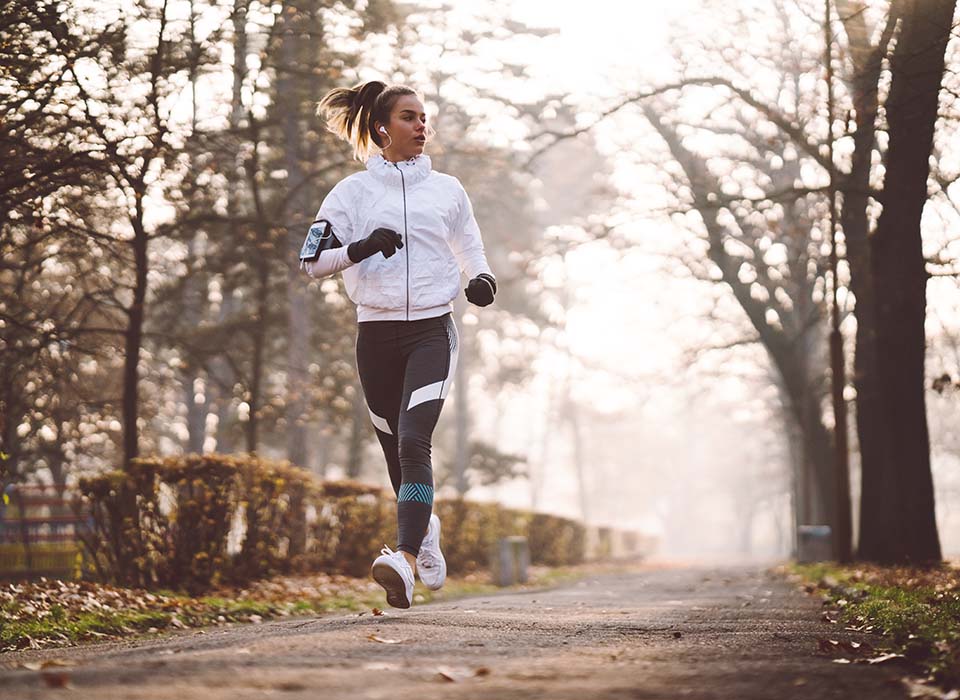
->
[453,296,470,495]
[122,195,148,466]
[780,387,804,557]
[346,378,366,479]
[210,0,249,454]
[566,397,589,524]
[834,0,899,562]
[246,247,269,454]
[859,0,954,563]
[279,4,313,468]
[181,0,208,456]
[643,104,837,534]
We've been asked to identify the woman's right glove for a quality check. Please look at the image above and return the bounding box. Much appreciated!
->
[347,227,403,263]
[465,273,497,307]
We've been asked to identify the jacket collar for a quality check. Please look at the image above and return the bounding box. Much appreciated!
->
[365,154,432,186]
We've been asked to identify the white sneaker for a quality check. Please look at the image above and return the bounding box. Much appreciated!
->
[371,546,414,609]
[416,514,447,590]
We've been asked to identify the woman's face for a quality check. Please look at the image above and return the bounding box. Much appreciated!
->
[379,94,427,161]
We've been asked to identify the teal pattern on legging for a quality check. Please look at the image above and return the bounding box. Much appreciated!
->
[398,482,433,505]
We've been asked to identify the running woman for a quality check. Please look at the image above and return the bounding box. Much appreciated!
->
[300,81,496,608]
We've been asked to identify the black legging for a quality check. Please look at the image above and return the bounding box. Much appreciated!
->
[356,313,459,556]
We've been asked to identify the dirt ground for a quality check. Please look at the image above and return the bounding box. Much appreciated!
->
[0,562,909,699]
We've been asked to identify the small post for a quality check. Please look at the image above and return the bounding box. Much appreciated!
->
[797,525,833,563]
[493,536,530,586]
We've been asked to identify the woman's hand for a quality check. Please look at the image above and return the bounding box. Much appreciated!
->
[465,273,497,307]
[347,227,404,263]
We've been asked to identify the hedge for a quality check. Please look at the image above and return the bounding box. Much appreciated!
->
[75,453,594,593]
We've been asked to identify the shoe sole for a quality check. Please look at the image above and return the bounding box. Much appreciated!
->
[372,561,411,609]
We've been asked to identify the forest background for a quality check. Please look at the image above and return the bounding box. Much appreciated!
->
[3,0,960,564]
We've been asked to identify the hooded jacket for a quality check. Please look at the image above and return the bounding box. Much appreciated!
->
[303,154,493,322]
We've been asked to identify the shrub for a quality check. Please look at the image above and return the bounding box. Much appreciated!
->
[78,455,599,592]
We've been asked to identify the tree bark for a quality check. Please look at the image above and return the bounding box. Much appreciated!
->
[453,295,470,495]
[834,0,900,562]
[858,0,954,563]
[279,3,314,468]
[210,0,250,455]
[122,195,148,465]
[346,378,367,479]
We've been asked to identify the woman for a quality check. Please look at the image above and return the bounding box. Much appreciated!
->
[300,81,496,609]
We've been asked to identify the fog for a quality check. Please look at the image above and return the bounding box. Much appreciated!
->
[5,0,960,564]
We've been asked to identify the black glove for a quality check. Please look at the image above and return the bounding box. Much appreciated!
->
[347,227,403,263]
[465,273,497,307]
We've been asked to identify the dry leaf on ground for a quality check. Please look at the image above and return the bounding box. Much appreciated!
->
[40,671,71,688]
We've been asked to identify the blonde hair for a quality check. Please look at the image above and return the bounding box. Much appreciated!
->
[317,81,417,161]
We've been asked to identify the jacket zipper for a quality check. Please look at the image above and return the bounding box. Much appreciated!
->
[395,163,410,321]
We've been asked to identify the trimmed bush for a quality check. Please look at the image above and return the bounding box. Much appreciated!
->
[78,453,604,592]
[527,513,586,566]
[310,481,394,578]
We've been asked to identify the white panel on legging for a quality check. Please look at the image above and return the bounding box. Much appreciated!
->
[407,320,459,411]
[407,380,443,410]
[368,407,392,434]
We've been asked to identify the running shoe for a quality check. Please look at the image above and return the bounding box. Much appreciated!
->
[416,514,447,590]
[371,546,414,609]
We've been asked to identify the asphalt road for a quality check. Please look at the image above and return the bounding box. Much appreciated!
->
[0,562,907,699]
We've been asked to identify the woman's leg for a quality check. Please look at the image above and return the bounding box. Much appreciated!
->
[394,314,459,556]
[355,322,405,495]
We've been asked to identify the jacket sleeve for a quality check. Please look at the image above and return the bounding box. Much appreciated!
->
[303,181,357,279]
[449,180,493,280]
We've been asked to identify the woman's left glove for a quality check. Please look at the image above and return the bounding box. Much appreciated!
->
[465,273,497,307]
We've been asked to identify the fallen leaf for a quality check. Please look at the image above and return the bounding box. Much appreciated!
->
[474,667,491,677]
[436,666,471,682]
[372,608,385,616]
[437,668,459,683]
[41,671,71,688]
[817,638,842,653]
[367,634,404,644]
[868,653,906,665]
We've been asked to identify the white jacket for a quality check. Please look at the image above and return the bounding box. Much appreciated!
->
[303,154,493,322]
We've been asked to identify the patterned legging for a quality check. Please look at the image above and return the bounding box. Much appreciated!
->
[355,313,459,556]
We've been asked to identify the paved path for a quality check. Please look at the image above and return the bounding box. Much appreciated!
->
[1,563,906,699]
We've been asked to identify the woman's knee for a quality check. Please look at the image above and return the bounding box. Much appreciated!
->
[398,433,432,463]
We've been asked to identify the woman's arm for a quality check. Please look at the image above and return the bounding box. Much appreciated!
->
[448,180,494,280]
[302,181,357,279]
[304,246,354,278]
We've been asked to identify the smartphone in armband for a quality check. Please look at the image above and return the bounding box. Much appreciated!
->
[299,219,342,270]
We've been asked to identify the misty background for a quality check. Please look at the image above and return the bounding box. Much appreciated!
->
[3,0,960,562]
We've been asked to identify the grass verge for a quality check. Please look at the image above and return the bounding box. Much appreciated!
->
[788,561,960,689]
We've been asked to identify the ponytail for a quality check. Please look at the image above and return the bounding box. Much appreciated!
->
[317,80,417,161]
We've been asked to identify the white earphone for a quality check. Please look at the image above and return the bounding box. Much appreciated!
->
[379,126,387,134]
